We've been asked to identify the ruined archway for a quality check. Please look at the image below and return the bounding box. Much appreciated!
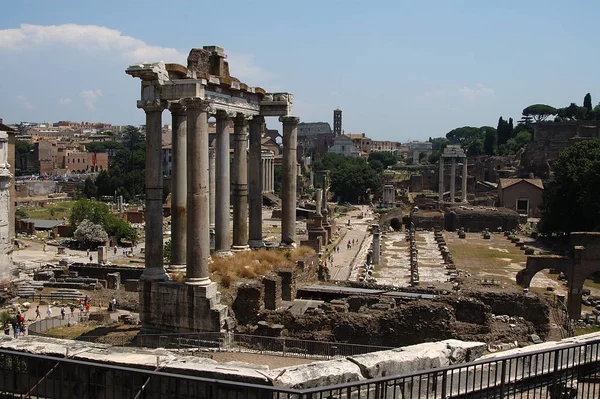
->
[390,218,401,231]
[517,232,600,320]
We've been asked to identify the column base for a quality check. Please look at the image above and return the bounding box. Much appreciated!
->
[279,242,296,249]
[213,250,233,258]
[166,264,186,273]
[140,267,169,282]
[248,240,265,249]
[231,245,250,252]
[185,276,212,286]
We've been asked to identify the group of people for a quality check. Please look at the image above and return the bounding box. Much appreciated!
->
[6,310,27,338]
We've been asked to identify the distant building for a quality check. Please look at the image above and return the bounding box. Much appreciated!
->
[346,133,372,156]
[333,109,342,136]
[297,122,334,160]
[498,178,544,217]
[408,141,433,164]
[328,134,360,157]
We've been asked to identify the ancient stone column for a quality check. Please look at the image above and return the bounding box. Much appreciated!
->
[315,188,323,218]
[140,100,168,281]
[209,146,216,228]
[280,116,299,246]
[450,157,456,203]
[438,158,444,202]
[167,102,187,273]
[215,111,231,252]
[461,157,468,203]
[183,98,211,286]
[268,157,273,192]
[248,116,264,248]
[372,224,380,265]
[232,114,249,250]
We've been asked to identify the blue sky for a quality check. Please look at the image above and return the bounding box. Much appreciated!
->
[1,0,598,142]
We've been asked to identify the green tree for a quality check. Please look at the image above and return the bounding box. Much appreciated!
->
[539,140,600,233]
[584,93,592,112]
[467,139,484,156]
[15,140,33,157]
[70,199,111,227]
[483,129,497,155]
[368,151,399,169]
[522,104,557,122]
[84,142,106,153]
[82,177,98,199]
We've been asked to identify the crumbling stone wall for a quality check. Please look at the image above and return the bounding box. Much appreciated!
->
[445,206,518,232]
[232,281,264,326]
[410,210,444,230]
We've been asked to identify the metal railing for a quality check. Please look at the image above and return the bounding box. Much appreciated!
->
[0,337,598,398]
[76,331,392,360]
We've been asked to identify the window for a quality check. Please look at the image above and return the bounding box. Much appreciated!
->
[516,199,529,214]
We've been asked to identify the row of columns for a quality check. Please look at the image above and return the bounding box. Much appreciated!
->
[261,152,275,193]
[139,98,299,285]
[438,157,468,203]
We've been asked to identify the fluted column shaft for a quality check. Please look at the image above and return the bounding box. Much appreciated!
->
[140,100,168,281]
[169,103,187,271]
[450,157,456,203]
[215,113,231,251]
[280,116,299,245]
[184,98,211,285]
[249,116,264,248]
[232,115,249,249]
[462,157,468,203]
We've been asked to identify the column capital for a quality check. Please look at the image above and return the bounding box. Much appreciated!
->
[251,115,265,125]
[137,99,167,112]
[168,101,186,115]
[279,115,300,124]
[233,113,252,127]
[215,109,236,120]
[181,97,213,112]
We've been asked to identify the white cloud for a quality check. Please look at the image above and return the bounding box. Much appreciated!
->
[80,89,103,110]
[0,23,185,63]
[58,97,72,105]
[0,24,275,85]
[422,89,446,101]
[227,52,276,86]
[16,95,33,110]
[458,83,495,102]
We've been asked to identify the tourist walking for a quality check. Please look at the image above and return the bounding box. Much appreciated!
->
[46,306,52,318]
[35,305,41,320]
[60,305,66,320]
[112,297,117,312]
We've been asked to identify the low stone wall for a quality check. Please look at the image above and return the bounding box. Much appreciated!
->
[445,206,519,232]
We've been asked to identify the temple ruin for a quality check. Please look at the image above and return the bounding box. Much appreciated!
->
[126,46,299,333]
[438,144,468,203]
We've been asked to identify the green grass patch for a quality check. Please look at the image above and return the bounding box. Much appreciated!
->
[575,326,600,336]
[43,323,97,339]
[20,201,75,220]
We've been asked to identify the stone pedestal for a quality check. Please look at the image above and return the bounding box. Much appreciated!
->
[139,281,230,332]
[97,246,108,264]
[107,272,120,290]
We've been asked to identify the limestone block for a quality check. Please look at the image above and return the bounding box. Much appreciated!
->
[270,359,364,389]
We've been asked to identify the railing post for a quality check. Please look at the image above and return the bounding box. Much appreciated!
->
[499,358,507,398]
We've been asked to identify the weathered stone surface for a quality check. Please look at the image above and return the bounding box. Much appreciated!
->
[269,359,364,389]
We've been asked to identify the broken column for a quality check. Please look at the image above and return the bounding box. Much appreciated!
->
[140,100,168,281]
[461,157,468,203]
[215,111,231,253]
[168,101,187,272]
[183,97,211,285]
[248,116,265,248]
[372,224,380,265]
[450,157,456,203]
[308,188,326,249]
[232,114,249,250]
[438,157,444,202]
[280,116,299,246]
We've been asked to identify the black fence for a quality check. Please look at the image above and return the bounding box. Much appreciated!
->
[0,337,598,398]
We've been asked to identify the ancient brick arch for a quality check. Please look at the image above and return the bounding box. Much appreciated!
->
[517,232,600,320]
